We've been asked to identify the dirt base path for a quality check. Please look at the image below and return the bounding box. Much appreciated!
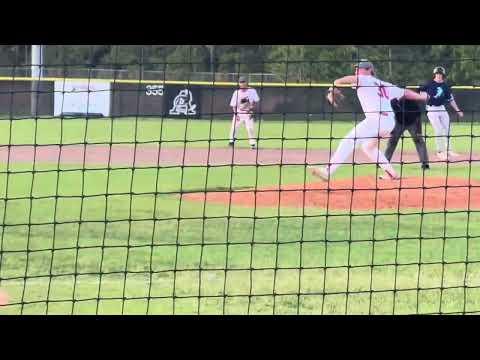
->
[0,144,478,167]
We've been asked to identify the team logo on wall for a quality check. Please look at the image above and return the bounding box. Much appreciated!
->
[169,89,197,115]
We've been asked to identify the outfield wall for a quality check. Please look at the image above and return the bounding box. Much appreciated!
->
[0,81,53,116]
[1,78,479,120]
[110,83,332,119]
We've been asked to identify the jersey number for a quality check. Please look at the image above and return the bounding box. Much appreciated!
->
[377,85,390,99]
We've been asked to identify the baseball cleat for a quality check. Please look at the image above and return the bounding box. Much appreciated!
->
[309,166,330,182]
[228,141,235,147]
[378,169,400,180]
[251,144,257,150]
[421,163,430,170]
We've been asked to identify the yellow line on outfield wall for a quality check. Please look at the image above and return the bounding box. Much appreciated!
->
[0,76,479,90]
[0,76,332,87]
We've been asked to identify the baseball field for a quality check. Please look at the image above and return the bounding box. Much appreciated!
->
[0,117,479,314]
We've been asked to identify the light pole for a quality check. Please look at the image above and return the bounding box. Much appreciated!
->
[31,45,44,117]
[206,45,215,81]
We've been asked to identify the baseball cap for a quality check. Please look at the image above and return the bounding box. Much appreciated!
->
[238,76,247,83]
[354,59,374,70]
[433,66,446,75]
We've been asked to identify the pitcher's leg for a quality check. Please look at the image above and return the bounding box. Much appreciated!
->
[366,115,398,179]
[310,120,366,181]
[362,138,398,178]
[327,136,356,175]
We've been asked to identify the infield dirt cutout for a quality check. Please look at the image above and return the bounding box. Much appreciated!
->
[183,176,480,211]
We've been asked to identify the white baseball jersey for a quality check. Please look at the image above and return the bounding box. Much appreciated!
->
[355,75,405,115]
[230,88,260,114]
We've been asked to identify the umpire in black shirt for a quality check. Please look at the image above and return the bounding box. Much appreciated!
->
[384,97,430,170]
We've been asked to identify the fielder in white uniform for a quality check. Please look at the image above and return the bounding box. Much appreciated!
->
[310,60,429,181]
[229,76,260,149]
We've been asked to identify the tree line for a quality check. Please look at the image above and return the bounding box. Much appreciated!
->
[0,45,479,85]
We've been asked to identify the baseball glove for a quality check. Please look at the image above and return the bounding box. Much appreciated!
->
[326,87,345,108]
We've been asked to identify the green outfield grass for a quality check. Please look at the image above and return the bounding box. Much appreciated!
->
[1,117,479,153]
[0,118,480,315]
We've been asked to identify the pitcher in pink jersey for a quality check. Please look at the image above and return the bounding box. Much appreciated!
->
[310,60,429,182]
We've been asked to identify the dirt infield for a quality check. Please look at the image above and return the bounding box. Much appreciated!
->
[0,144,478,167]
[183,176,480,211]
[1,145,478,210]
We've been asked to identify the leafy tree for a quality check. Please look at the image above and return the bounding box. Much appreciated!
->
[3,45,479,85]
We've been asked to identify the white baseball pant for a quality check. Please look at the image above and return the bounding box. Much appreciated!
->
[426,105,452,153]
[229,113,256,146]
[326,113,397,176]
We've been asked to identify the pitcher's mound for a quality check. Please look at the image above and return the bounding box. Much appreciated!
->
[183,176,480,210]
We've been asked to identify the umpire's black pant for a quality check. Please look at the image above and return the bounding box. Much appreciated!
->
[384,120,430,168]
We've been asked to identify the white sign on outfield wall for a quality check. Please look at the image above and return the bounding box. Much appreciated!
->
[54,80,111,116]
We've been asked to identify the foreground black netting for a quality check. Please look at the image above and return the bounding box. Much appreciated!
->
[0,45,479,315]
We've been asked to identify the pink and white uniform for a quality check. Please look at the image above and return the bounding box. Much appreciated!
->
[326,75,406,176]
